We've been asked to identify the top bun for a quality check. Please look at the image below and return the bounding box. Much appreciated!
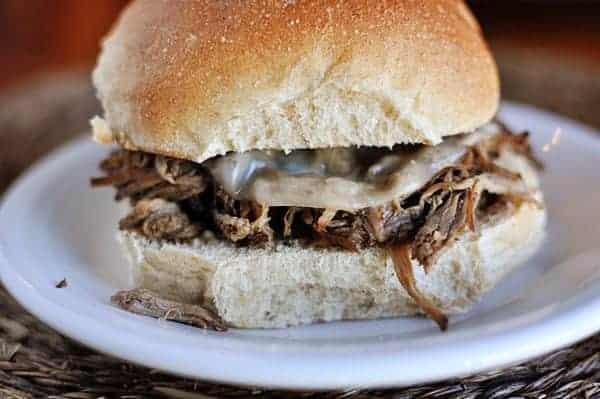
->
[93,0,499,163]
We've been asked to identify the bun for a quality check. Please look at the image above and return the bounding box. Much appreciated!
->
[93,0,499,163]
[118,201,545,328]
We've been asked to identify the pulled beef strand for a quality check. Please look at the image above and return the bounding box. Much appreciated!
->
[111,288,227,331]
[213,207,273,245]
[494,130,544,171]
[413,190,470,271]
[388,243,448,330]
[363,203,423,243]
[311,209,375,251]
[119,198,200,241]
[91,151,209,204]
[282,207,299,237]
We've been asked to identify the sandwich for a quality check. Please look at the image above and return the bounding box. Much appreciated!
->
[90,0,546,330]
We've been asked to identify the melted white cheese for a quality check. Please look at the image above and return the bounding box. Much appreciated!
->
[206,123,501,210]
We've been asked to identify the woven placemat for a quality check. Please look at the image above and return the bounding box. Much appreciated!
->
[0,69,599,399]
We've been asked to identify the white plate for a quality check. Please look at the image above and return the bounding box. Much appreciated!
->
[1,102,600,390]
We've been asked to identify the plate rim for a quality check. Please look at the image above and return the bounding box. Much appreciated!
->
[1,101,600,390]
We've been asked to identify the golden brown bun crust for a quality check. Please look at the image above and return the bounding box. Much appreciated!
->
[93,0,499,162]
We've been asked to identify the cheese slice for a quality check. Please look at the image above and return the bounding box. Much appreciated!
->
[206,123,501,210]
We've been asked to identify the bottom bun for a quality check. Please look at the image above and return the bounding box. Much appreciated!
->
[118,202,546,329]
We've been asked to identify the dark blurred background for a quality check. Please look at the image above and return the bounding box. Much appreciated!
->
[0,0,599,189]
[0,1,598,86]
[1,1,599,89]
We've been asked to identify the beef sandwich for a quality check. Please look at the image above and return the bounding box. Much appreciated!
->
[91,0,546,330]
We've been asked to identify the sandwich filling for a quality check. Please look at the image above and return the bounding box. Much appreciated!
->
[92,122,542,329]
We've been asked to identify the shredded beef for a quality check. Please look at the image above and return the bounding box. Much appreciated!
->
[213,204,273,245]
[92,130,539,257]
[282,207,299,237]
[314,210,375,251]
[91,152,209,204]
[413,190,469,270]
[118,198,200,241]
[111,288,227,331]
[363,202,424,243]
[389,243,448,330]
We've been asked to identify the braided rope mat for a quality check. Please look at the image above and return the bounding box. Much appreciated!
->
[0,71,599,398]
